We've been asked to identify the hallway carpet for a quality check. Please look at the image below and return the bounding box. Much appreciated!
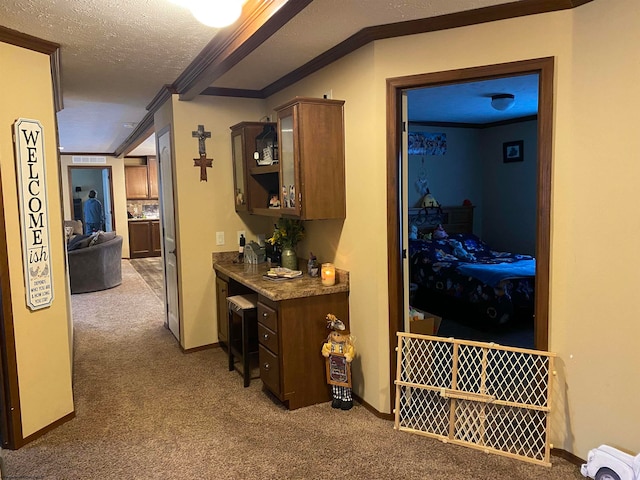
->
[1,261,584,479]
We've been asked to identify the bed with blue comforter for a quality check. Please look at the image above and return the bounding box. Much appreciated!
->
[409,233,535,325]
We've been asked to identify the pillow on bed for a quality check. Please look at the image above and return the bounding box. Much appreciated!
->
[448,233,491,255]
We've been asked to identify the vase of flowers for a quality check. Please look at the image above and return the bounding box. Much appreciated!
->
[268,218,304,270]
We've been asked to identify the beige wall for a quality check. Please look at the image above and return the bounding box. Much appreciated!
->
[0,43,74,438]
[164,95,272,349]
[148,0,638,458]
[259,1,639,458]
[60,155,130,258]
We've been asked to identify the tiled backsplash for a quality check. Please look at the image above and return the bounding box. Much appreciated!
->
[128,200,159,219]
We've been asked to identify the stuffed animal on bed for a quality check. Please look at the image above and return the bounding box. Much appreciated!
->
[449,239,476,262]
[432,224,448,240]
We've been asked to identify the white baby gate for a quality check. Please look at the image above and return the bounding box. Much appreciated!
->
[394,332,556,466]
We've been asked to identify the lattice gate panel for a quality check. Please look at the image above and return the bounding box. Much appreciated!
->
[394,333,556,467]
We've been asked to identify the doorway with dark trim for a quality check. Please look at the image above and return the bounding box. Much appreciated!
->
[67,166,116,234]
[386,57,554,412]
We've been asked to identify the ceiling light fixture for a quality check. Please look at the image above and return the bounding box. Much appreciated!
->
[491,94,515,111]
[169,0,244,28]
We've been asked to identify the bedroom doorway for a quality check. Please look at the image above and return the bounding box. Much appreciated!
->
[403,74,539,348]
[386,58,554,410]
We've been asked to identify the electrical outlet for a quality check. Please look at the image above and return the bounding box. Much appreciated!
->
[237,230,246,245]
[323,89,333,99]
[216,231,225,246]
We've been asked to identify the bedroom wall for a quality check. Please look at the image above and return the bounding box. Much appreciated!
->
[407,125,483,235]
[407,120,537,253]
[261,0,640,459]
[0,42,74,439]
[481,120,538,255]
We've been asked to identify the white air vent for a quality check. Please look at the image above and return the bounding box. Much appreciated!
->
[72,156,107,164]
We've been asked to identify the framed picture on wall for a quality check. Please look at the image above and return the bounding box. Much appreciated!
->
[503,140,524,163]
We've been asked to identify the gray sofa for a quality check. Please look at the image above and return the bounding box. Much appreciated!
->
[68,235,123,294]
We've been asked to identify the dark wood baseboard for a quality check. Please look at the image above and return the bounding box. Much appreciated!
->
[16,411,75,449]
[353,393,394,421]
[551,448,585,466]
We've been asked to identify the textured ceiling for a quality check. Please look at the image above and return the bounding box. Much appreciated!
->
[213,0,514,90]
[0,0,523,155]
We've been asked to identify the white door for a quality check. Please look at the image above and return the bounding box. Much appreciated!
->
[101,168,113,232]
[157,128,180,342]
[401,91,410,332]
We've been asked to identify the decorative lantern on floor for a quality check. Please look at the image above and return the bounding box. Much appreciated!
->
[254,124,278,165]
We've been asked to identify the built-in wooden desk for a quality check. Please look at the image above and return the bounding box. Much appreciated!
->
[212,253,349,410]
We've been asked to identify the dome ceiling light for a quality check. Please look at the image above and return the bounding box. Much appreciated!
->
[168,0,245,28]
[491,93,515,111]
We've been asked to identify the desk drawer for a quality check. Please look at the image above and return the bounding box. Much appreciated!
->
[258,323,278,354]
[258,302,277,332]
[259,345,280,397]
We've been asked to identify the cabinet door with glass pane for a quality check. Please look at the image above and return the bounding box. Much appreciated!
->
[231,127,248,212]
[277,104,301,217]
[275,97,345,220]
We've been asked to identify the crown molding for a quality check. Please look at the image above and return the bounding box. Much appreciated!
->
[114,111,155,158]
[262,0,593,97]
[175,0,313,101]
[146,85,178,113]
[409,114,538,129]
[200,87,265,98]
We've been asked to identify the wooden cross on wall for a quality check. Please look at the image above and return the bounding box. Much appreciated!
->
[192,124,213,182]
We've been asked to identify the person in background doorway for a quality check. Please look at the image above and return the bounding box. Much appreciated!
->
[83,189,104,234]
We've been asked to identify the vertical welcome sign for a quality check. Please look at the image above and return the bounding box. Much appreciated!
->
[13,118,54,310]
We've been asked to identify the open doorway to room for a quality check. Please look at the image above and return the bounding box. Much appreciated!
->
[404,74,539,349]
[386,58,554,410]
[68,166,116,233]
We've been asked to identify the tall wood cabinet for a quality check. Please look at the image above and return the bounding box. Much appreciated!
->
[230,98,345,220]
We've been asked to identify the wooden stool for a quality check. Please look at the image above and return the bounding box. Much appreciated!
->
[227,294,259,387]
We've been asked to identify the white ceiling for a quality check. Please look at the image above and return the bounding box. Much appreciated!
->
[0,0,528,156]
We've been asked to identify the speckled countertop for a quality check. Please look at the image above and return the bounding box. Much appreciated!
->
[212,252,349,302]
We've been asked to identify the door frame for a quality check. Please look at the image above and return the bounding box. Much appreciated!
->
[386,57,554,411]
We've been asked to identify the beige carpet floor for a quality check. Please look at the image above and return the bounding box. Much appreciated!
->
[1,261,584,479]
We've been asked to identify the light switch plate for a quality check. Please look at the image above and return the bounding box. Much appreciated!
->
[216,231,224,245]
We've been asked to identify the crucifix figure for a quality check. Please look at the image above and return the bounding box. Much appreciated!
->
[192,124,213,182]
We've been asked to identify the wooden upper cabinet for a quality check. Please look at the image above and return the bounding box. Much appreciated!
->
[125,157,157,200]
[125,165,149,199]
[275,97,345,220]
[147,156,158,199]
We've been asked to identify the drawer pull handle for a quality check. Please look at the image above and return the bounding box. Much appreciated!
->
[263,363,270,371]
[263,334,269,340]
[262,312,268,318]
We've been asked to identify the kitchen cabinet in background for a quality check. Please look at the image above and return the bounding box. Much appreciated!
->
[129,220,161,258]
[125,156,157,200]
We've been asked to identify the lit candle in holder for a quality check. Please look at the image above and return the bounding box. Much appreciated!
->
[321,263,336,286]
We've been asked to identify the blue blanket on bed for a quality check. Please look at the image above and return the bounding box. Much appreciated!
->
[456,259,536,287]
